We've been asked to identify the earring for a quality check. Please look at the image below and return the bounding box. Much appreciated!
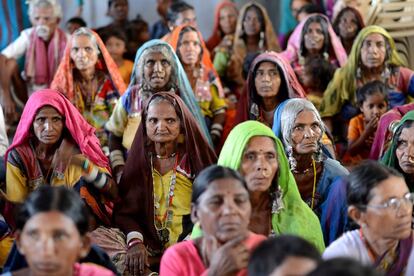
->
[286,145,297,172]
[356,66,362,79]
[323,52,329,61]
[314,141,323,162]
[259,31,265,49]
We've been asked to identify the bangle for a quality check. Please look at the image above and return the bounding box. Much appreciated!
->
[127,239,143,249]
[127,231,144,244]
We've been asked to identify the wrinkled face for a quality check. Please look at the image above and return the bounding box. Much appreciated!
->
[219,6,238,35]
[175,9,197,27]
[270,256,318,276]
[243,7,261,36]
[359,176,412,241]
[360,33,387,69]
[145,100,181,144]
[338,10,359,39]
[360,92,387,123]
[31,5,59,41]
[17,211,89,276]
[33,106,64,146]
[396,125,414,175]
[105,36,126,58]
[178,31,202,67]
[291,110,322,155]
[240,136,278,193]
[254,61,281,99]
[291,0,309,20]
[143,51,172,90]
[194,178,251,243]
[108,0,128,22]
[70,35,99,71]
[304,22,325,54]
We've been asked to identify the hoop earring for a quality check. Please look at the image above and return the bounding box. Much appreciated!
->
[258,31,265,49]
[287,145,297,172]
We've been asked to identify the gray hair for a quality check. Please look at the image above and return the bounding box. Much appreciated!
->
[28,0,62,20]
[71,27,100,55]
[280,98,325,148]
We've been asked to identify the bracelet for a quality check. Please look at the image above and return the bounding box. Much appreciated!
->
[110,150,125,167]
[127,239,143,249]
[127,231,144,244]
[211,123,224,131]
[210,129,222,138]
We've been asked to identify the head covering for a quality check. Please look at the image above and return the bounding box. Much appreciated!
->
[6,89,109,170]
[114,92,217,250]
[235,51,306,124]
[280,13,347,66]
[119,39,211,144]
[218,120,325,252]
[51,28,126,101]
[206,0,238,51]
[168,24,224,98]
[320,25,405,117]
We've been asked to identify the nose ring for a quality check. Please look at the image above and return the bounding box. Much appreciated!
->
[409,157,414,164]
[262,170,271,178]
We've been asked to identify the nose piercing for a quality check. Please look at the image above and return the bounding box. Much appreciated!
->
[409,157,414,164]
[262,170,271,178]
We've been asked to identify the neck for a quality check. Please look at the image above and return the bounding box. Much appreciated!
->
[261,97,278,112]
[154,142,177,158]
[27,266,74,276]
[293,152,314,171]
[78,67,96,81]
[246,34,260,46]
[249,190,269,209]
[342,38,354,54]
[362,228,399,258]
[361,65,384,80]
[183,63,198,73]
[113,56,124,67]
[34,140,60,159]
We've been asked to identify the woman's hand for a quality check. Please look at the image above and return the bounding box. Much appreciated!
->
[126,242,149,276]
[53,140,78,168]
[207,235,249,276]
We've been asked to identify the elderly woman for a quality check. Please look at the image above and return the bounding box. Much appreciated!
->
[8,186,115,276]
[273,98,349,244]
[160,165,266,275]
[51,27,126,153]
[323,161,414,275]
[113,93,216,275]
[105,39,209,179]
[332,7,364,55]
[235,51,305,128]
[169,25,227,147]
[5,89,116,228]
[320,25,414,132]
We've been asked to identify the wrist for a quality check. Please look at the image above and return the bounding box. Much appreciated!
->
[127,238,143,250]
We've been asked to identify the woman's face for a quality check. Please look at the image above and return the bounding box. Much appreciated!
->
[396,125,414,175]
[17,211,90,276]
[360,33,387,69]
[254,61,281,99]
[243,7,262,36]
[70,35,99,71]
[145,100,181,144]
[338,10,359,39]
[178,30,202,67]
[143,51,172,90]
[240,136,278,193]
[358,176,412,241]
[194,177,251,243]
[304,22,325,54]
[291,110,322,155]
[33,106,64,146]
[219,6,238,35]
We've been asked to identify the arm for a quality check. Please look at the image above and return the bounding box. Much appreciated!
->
[209,85,227,146]
[347,117,378,156]
[0,54,18,120]
[6,152,29,203]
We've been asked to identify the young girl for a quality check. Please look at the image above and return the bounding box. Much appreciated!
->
[346,81,388,164]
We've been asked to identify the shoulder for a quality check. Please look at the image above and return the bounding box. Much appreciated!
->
[75,263,115,276]
[245,232,267,250]
[323,158,349,177]
[323,230,362,259]
[161,240,201,272]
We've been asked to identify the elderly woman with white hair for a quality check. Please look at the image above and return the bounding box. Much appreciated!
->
[273,98,349,245]
[0,0,69,121]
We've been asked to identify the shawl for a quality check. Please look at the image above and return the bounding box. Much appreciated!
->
[217,120,325,252]
[51,28,126,102]
[320,25,405,117]
[371,103,414,160]
[235,51,306,124]
[167,24,224,98]
[25,28,67,85]
[280,13,347,66]
[113,92,217,251]
[6,89,109,170]
[206,0,238,51]
[119,39,211,144]
[381,110,414,169]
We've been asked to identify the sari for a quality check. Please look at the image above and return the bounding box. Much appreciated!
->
[319,25,412,118]
[113,92,216,254]
[218,120,325,252]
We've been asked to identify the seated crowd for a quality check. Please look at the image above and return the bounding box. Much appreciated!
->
[1,0,414,275]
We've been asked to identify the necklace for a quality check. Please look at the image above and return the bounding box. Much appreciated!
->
[156,152,177,159]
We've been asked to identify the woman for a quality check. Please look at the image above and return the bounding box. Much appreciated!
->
[160,165,266,275]
[235,51,305,127]
[320,25,414,131]
[273,98,349,244]
[105,39,209,178]
[5,186,114,276]
[217,120,325,251]
[5,89,115,228]
[169,24,227,147]
[382,111,414,191]
[51,27,126,153]
[113,93,216,275]
[323,161,414,275]
[332,6,364,55]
